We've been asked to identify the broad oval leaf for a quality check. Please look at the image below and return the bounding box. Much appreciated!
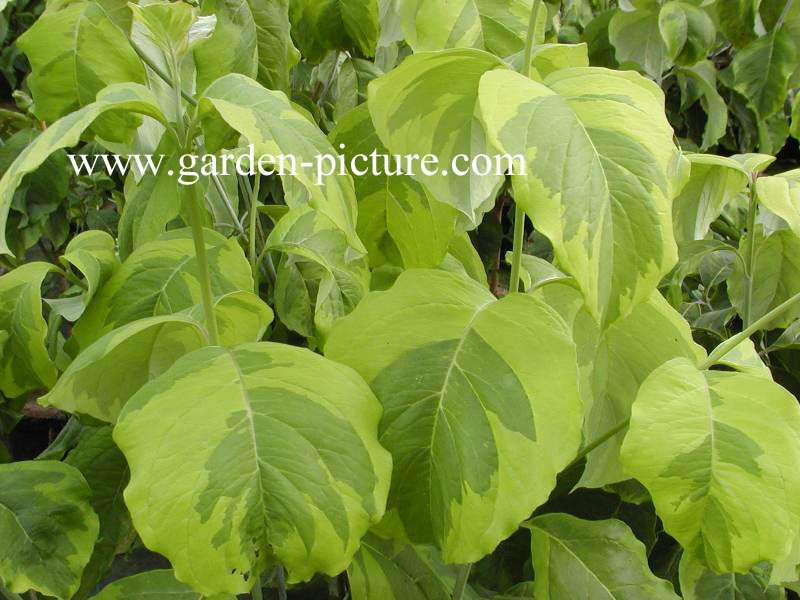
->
[609,5,670,78]
[348,534,461,600]
[43,315,207,422]
[289,0,379,62]
[64,426,134,599]
[479,67,683,323]
[679,553,784,600]
[326,269,582,563]
[672,154,749,243]
[16,0,146,122]
[330,104,458,270]
[266,204,369,341]
[91,569,234,600]
[0,83,166,256]
[113,343,392,595]
[368,49,507,229]
[0,262,57,397]
[658,2,715,67]
[198,74,363,252]
[530,513,679,599]
[732,29,797,118]
[621,357,800,573]
[0,461,99,599]
[70,228,252,351]
[756,170,800,237]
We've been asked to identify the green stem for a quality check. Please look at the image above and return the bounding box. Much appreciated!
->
[131,40,197,106]
[186,184,220,345]
[744,183,758,327]
[776,0,795,31]
[506,0,543,295]
[701,290,800,370]
[566,418,630,471]
[521,0,543,79]
[452,564,472,600]
[509,204,526,293]
[250,576,263,600]
[0,584,23,600]
[276,565,287,600]
[249,174,261,293]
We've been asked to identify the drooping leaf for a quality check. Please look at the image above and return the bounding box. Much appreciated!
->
[47,230,120,321]
[0,461,99,599]
[711,0,760,48]
[330,104,457,269]
[0,83,167,256]
[326,269,582,562]
[679,554,784,600]
[676,62,728,150]
[525,43,589,81]
[716,338,773,380]
[479,67,683,323]
[16,0,146,122]
[348,534,460,600]
[70,228,252,350]
[198,74,363,252]
[266,204,369,340]
[368,49,507,229]
[289,0,379,62]
[756,170,800,236]
[246,0,300,93]
[621,357,800,573]
[658,2,715,66]
[185,290,273,347]
[728,228,800,329]
[90,569,234,600]
[672,154,749,242]
[113,343,392,595]
[529,513,680,599]
[0,262,57,398]
[609,5,671,78]
[193,0,258,93]
[64,426,135,599]
[732,29,797,119]
[396,0,545,56]
[44,315,207,422]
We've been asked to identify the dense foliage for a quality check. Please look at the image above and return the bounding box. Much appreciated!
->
[1,0,800,598]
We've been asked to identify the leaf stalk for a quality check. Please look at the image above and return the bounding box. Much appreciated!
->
[452,563,472,600]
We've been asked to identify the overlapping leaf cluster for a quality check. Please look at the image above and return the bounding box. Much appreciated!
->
[1,0,800,599]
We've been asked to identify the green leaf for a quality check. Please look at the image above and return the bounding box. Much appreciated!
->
[716,338,773,380]
[679,554,784,600]
[676,62,728,151]
[529,513,679,599]
[90,569,234,600]
[479,67,683,323]
[621,357,800,573]
[289,0,379,62]
[199,74,363,252]
[64,426,134,599]
[48,230,120,321]
[330,104,458,269]
[247,0,300,93]
[0,262,57,397]
[609,5,671,78]
[44,315,207,422]
[792,94,800,141]
[732,29,797,119]
[0,460,99,599]
[185,290,273,347]
[728,228,800,329]
[0,83,167,257]
[16,0,146,122]
[672,154,749,243]
[193,0,258,94]
[266,205,369,340]
[326,269,582,562]
[348,534,460,600]
[368,49,507,229]
[129,1,200,61]
[113,343,391,594]
[756,170,800,236]
[658,2,715,66]
[711,0,760,48]
[396,0,545,55]
[526,43,589,81]
[70,228,252,351]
